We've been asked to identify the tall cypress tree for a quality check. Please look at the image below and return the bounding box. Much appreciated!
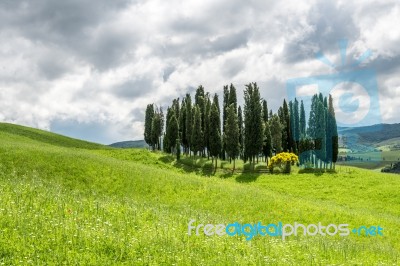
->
[228,84,237,113]
[224,104,240,171]
[262,121,272,165]
[238,105,244,159]
[209,98,221,173]
[165,110,179,154]
[172,98,180,120]
[262,99,268,124]
[185,94,192,155]
[195,86,205,156]
[270,114,282,155]
[293,98,300,153]
[150,109,162,151]
[179,98,187,153]
[243,82,263,168]
[144,103,155,148]
[315,99,326,168]
[289,101,295,153]
[204,93,211,159]
[222,85,229,160]
[299,100,306,137]
[281,99,291,152]
[308,95,318,167]
[191,105,203,157]
[329,94,339,169]
[163,107,172,153]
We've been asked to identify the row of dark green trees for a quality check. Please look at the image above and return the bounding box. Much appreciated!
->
[144,83,338,170]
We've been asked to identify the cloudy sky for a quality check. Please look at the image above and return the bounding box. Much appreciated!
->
[1,0,399,144]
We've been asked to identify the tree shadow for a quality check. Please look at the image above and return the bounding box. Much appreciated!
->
[158,155,175,164]
[298,168,337,176]
[235,172,262,183]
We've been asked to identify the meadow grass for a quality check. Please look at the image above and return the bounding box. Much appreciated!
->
[0,123,399,264]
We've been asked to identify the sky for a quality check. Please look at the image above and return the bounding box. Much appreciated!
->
[0,0,399,144]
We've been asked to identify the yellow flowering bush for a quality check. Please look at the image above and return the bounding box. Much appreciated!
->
[269,152,299,173]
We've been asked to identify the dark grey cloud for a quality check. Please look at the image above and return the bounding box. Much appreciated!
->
[114,78,155,99]
[163,65,175,82]
[0,0,134,71]
[282,1,360,64]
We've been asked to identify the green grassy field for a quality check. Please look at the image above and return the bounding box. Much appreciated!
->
[0,122,399,264]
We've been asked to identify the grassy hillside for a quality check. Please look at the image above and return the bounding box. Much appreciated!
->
[0,123,399,264]
[0,123,107,149]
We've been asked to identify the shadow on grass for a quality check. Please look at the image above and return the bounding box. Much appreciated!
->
[235,172,261,183]
[298,168,337,176]
[158,155,175,164]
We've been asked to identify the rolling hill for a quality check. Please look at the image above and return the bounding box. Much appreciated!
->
[0,122,399,264]
[109,140,148,148]
[338,123,400,152]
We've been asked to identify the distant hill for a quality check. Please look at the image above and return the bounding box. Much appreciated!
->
[338,123,400,152]
[109,140,148,149]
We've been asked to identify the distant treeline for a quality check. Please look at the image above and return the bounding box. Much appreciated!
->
[144,83,338,170]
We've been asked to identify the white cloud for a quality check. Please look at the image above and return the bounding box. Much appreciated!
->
[0,0,399,144]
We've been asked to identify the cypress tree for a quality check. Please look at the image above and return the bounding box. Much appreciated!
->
[329,94,339,169]
[144,104,155,148]
[163,107,172,153]
[238,105,244,159]
[270,114,282,155]
[262,121,272,165]
[151,111,162,151]
[315,98,326,168]
[289,101,296,154]
[228,83,237,114]
[293,98,300,153]
[179,98,187,153]
[222,85,229,160]
[308,95,318,167]
[281,99,291,152]
[299,100,306,137]
[209,98,222,173]
[204,93,211,159]
[172,98,180,120]
[195,86,205,155]
[166,110,179,154]
[191,105,203,157]
[185,94,192,155]
[243,82,263,168]
[176,138,181,160]
[224,103,240,171]
[262,99,268,124]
